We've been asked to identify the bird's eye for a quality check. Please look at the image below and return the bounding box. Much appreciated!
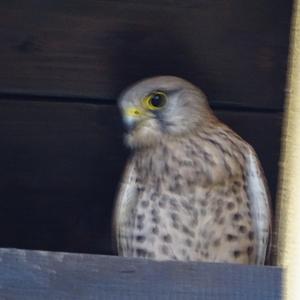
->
[143,91,167,110]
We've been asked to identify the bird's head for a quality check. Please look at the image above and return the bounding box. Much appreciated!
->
[118,76,215,148]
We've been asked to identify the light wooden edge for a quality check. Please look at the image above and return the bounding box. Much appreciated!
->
[276,0,300,299]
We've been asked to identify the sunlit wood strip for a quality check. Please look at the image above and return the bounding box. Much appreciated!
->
[276,0,300,299]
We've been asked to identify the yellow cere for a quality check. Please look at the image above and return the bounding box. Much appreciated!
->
[125,107,144,117]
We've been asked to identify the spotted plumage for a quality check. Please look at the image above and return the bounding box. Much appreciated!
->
[113,76,271,264]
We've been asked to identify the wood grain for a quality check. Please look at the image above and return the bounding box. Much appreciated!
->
[0,98,281,255]
[0,0,292,109]
[0,248,282,300]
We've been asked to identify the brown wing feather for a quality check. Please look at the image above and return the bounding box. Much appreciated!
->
[246,145,272,264]
[112,159,138,255]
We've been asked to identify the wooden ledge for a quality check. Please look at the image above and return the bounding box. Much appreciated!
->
[0,248,282,299]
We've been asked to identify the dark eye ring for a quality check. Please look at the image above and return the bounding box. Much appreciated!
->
[143,91,167,110]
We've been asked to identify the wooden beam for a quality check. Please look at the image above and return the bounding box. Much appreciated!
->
[0,0,292,109]
[276,0,300,299]
[0,248,282,299]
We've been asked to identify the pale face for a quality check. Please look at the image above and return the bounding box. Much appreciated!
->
[118,76,213,148]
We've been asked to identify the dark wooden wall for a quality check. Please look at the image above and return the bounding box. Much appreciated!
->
[0,0,292,255]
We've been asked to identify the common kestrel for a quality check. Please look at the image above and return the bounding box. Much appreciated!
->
[113,76,271,264]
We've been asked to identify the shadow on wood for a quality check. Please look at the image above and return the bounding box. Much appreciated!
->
[0,0,292,109]
[0,99,281,255]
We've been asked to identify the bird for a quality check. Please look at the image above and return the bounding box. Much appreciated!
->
[113,76,271,264]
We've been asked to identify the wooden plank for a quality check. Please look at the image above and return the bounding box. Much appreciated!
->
[0,99,281,254]
[0,0,292,109]
[0,248,282,300]
[0,99,127,255]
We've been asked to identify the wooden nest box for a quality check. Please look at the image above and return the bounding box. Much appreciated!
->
[0,0,297,299]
